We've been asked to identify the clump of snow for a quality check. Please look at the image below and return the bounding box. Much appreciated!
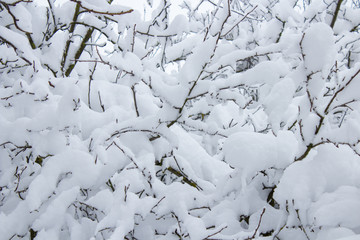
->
[223,131,297,180]
[302,22,336,74]
[179,36,218,86]
[33,186,79,230]
[26,150,99,211]
[274,144,360,210]
[309,186,360,229]
[11,4,33,32]
[316,228,356,240]
[263,77,296,132]
[273,0,301,21]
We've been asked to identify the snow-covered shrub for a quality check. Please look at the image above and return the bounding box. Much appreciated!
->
[1,0,360,239]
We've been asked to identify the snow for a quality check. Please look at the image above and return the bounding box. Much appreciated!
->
[166,35,202,62]
[109,52,143,78]
[33,186,79,230]
[165,14,190,35]
[26,150,99,211]
[274,144,360,209]
[223,131,297,181]
[1,1,360,239]
[0,25,38,65]
[316,228,357,240]
[302,22,336,74]
[11,4,33,33]
[178,36,218,86]
[263,77,296,132]
[0,202,33,239]
[171,125,231,187]
[273,0,301,21]
[309,186,360,229]
[77,0,132,14]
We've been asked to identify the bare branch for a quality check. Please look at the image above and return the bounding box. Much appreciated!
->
[203,226,228,240]
[330,0,344,29]
[246,208,266,240]
[131,84,140,117]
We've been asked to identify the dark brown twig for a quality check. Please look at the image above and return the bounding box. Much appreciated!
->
[246,208,266,240]
[203,226,227,240]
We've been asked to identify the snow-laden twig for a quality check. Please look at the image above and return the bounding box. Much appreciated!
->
[246,208,266,240]
[70,0,133,16]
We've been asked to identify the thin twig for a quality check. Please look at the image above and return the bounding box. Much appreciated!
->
[88,61,97,109]
[97,91,105,112]
[295,209,310,240]
[131,24,136,52]
[150,196,166,213]
[203,226,227,240]
[0,36,32,65]
[131,84,140,117]
[246,208,266,239]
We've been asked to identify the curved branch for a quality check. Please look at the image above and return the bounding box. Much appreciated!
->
[70,0,133,16]
[324,67,360,114]
[0,33,32,65]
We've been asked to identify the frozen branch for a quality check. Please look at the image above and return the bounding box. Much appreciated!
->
[70,0,133,16]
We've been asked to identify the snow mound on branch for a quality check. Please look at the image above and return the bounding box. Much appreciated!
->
[263,77,296,133]
[274,144,360,210]
[302,22,336,74]
[172,125,231,189]
[11,4,33,33]
[223,131,297,178]
[309,186,360,229]
[26,150,100,211]
[316,228,357,240]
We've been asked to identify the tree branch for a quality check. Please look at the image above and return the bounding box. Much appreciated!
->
[65,27,94,76]
[330,0,344,29]
[70,0,133,16]
[60,2,81,74]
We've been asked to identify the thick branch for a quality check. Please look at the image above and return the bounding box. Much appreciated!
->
[330,0,343,29]
[65,27,94,77]
[60,3,81,74]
